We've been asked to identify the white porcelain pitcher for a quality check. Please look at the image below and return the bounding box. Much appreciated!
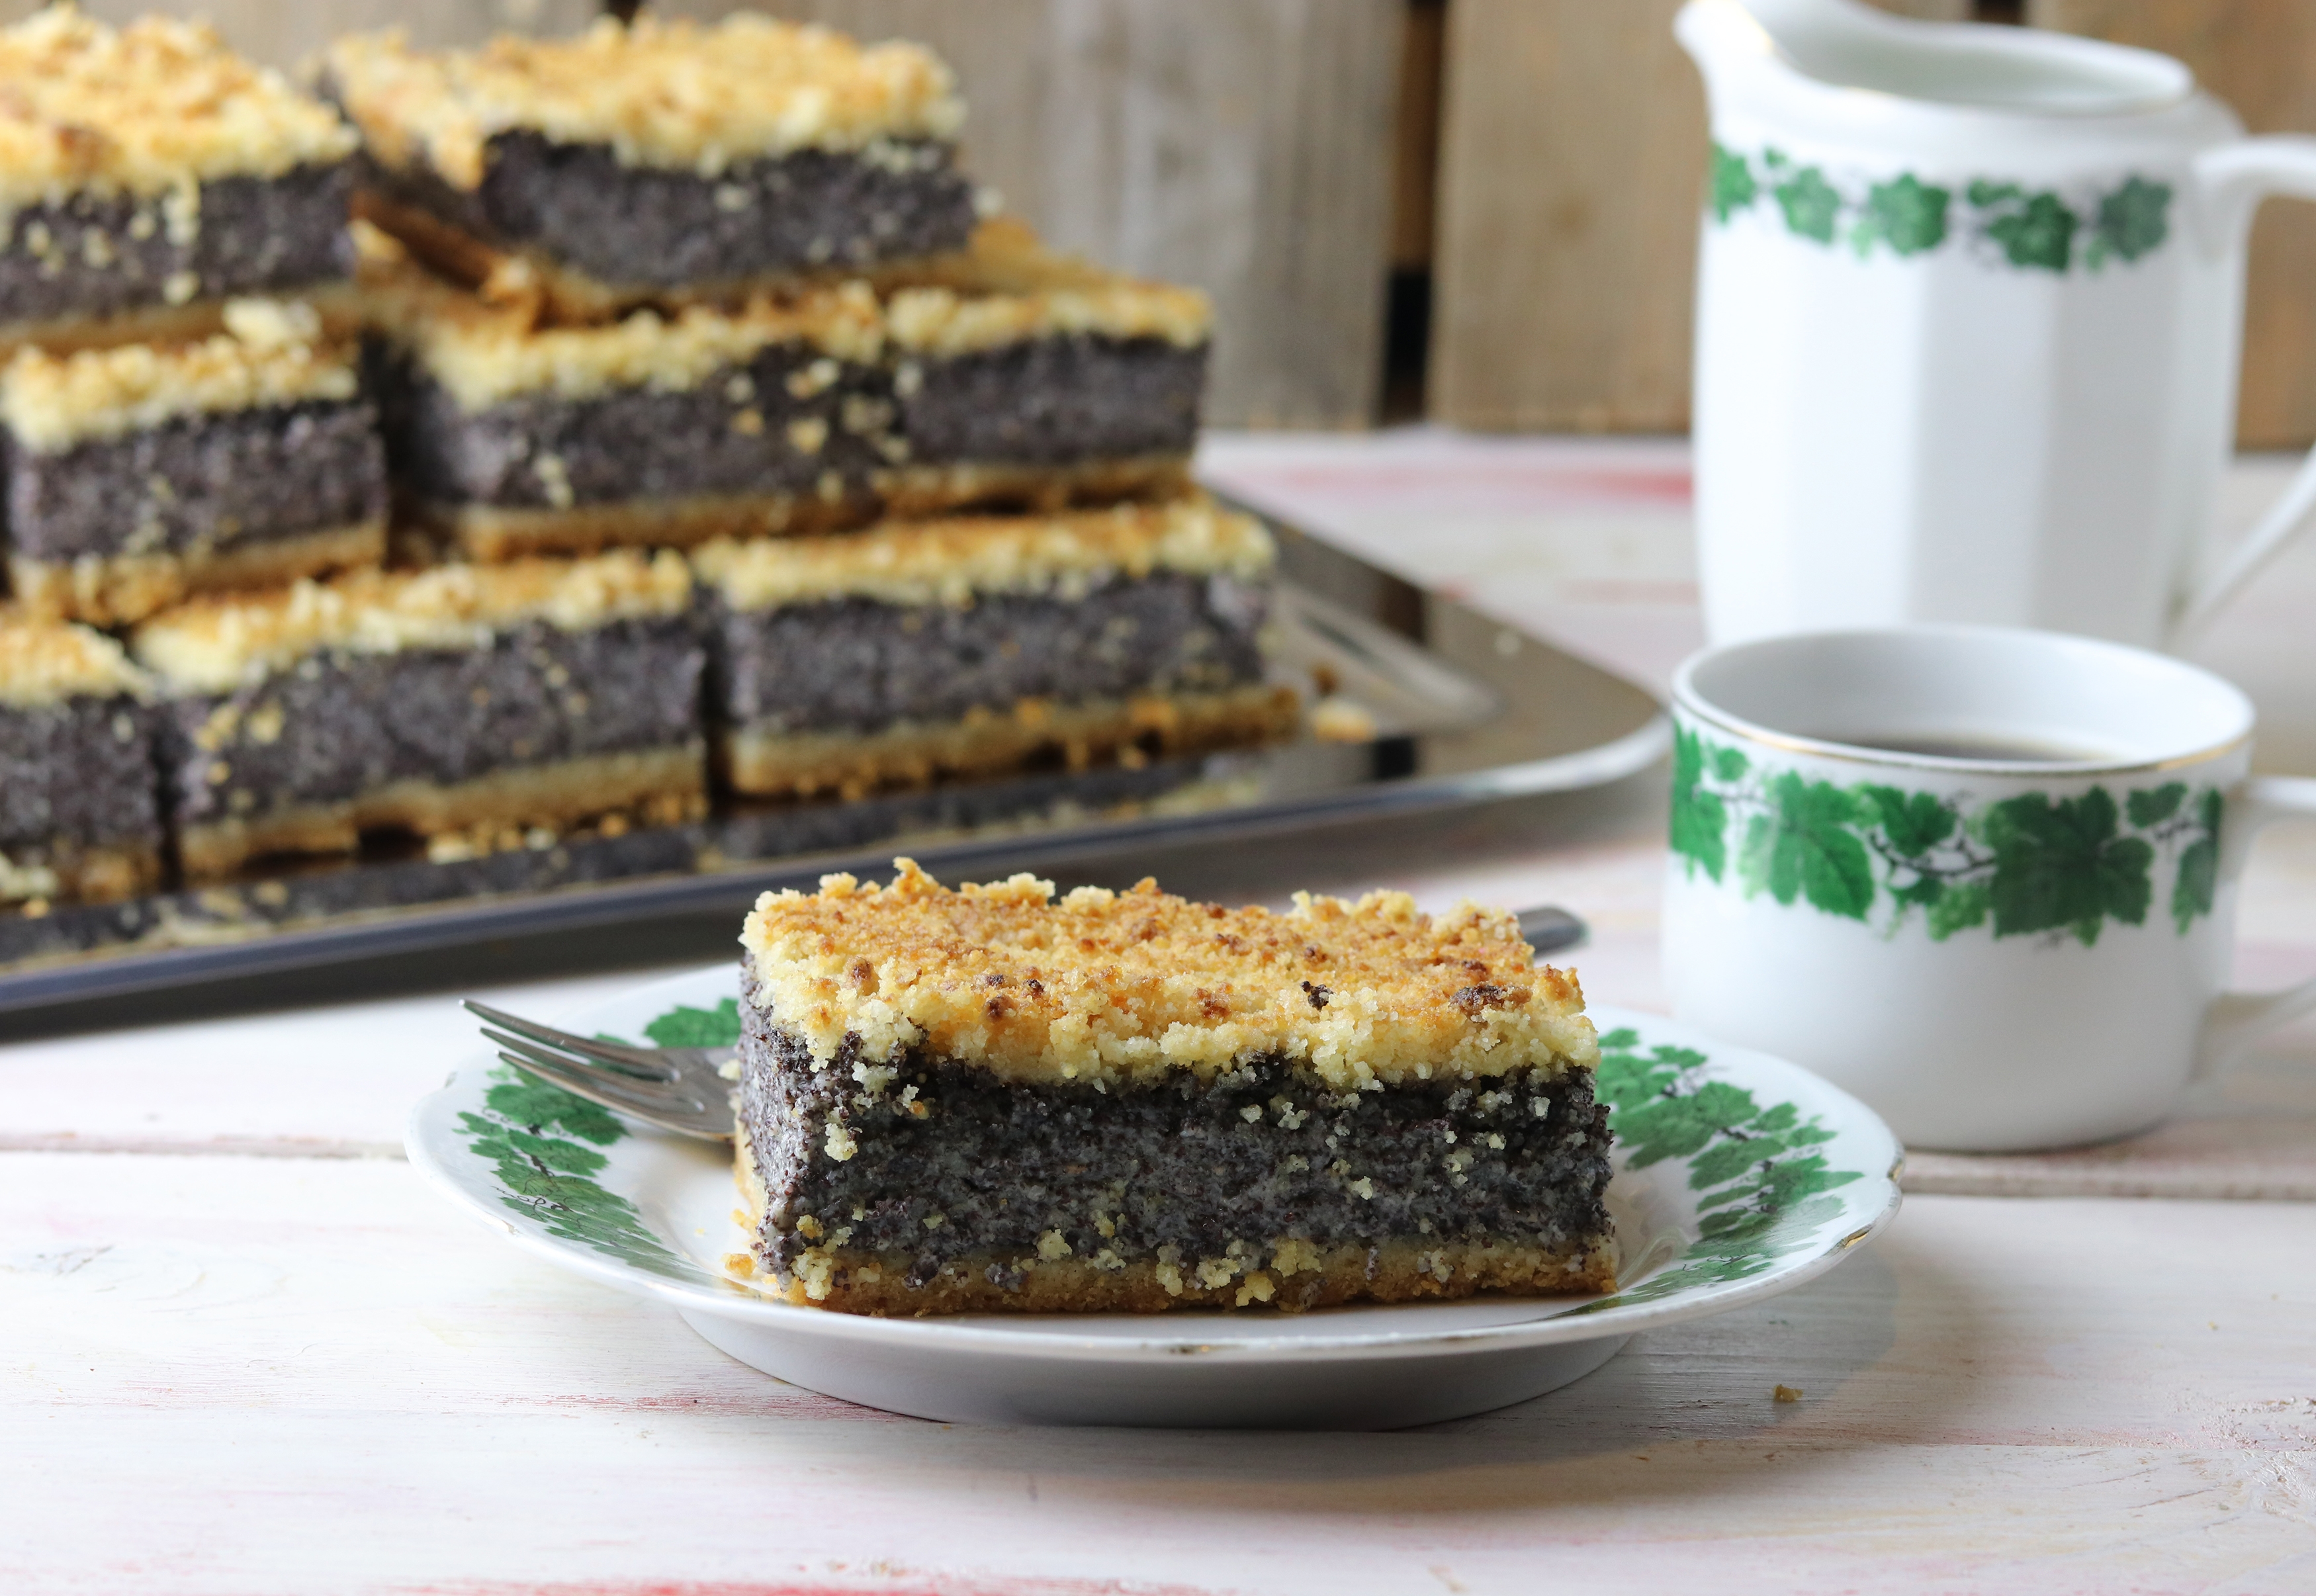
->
[1679,0,2316,648]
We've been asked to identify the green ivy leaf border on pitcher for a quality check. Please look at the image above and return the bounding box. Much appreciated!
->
[1671,725,2221,944]
[1708,142,2172,273]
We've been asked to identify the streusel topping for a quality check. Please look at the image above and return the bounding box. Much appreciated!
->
[0,7,355,220]
[0,621,150,707]
[133,551,690,691]
[326,15,963,191]
[740,860,1595,1088]
[2,300,356,452]
[359,238,885,410]
[691,498,1273,611]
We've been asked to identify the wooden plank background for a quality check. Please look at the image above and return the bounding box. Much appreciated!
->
[2031,0,2316,448]
[1427,0,1969,435]
[12,1,2316,443]
[662,0,1405,430]
[13,0,1401,429]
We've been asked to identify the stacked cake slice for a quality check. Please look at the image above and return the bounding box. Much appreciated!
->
[322,16,979,319]
[131,552,702,879]
[0,7,1289,926]
[0,9,379,625]
[327,11,1266,836]
[693,499,1293,798]
[0,7,359,352]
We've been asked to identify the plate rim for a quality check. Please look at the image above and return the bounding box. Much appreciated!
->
[406,965,1902,1365]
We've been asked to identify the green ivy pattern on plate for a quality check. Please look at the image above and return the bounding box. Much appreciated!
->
[456,998,742,1287]
[1672,725,2221,945]
[451,994,1885,1318]
[1566,1026,1864,1312]
[1709,142,2172,273]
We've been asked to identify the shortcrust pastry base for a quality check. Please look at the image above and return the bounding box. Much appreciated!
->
[1,842,163,907]
[8,518,386,627]
[357,199,1202,339]
[418,457,1192,562]
[0,281,367,363]
[718,684,1299,799]
[177,742,705,879]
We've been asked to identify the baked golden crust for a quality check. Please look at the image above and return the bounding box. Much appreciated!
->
[0,280,368,364]
[0,621,149,707]
[739,860,1597,1090]
[130,549,691,693]
[1,301,359,453]
[358,202,1209,352]
[412,458,1194,562]
[719,684,1300,800]
[8,519,386,629]
[732,1126,1617,1312]
[760,1237,1619,1314]
[416,488,872,563]
[0,841,161,906]
[325,16,963,192]
[175,743,705,879]
[0,7,355,218]
[691,497,1272,611]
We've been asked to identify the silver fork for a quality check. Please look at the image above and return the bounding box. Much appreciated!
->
[463,904,1587,1143]
[463,998,738,1142]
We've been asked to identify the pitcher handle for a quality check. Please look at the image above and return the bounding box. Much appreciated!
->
[2196,774,2316,1075]
[2172,137,2316,646]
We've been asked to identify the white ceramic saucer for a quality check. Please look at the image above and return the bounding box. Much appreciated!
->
[408,965,1902,1429]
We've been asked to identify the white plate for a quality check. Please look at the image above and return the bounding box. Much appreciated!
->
[407,966,1902,1429]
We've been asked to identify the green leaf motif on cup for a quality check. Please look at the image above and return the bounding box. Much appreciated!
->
[1708,144,2169,274]
[2126,782,2187,827]
[1571,1028,1863,1310]
[1670,725,1734,884]
[2170,789,2223,934]
[1670,727,2223,943]
[1736,772,1875,921]
[1982,789,2151,945]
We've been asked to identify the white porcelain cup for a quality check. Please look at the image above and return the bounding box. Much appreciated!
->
[1679,0,2316,649]
[1662,625,2316,1151]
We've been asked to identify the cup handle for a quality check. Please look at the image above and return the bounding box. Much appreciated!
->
[2196,774,2316,1076]
[2171,137,2316,647]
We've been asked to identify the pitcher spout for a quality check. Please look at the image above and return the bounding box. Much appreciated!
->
[1677,0,2189,116]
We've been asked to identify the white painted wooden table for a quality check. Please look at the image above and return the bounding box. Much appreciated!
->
[7,433,2315,1594]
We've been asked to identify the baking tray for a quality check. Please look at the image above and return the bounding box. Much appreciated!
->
[0,511,1668,1014]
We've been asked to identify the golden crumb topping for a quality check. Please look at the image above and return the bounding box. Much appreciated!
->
[0,621,150,707]
[0,7,355,220]
[740,860,1596,1089]
[2,300,356,452]
[359,242,884,411]
[691,497,1272,612]
[132,551,690,692]
[326,15,963,192]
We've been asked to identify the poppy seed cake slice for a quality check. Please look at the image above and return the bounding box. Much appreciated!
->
[733,861,1618,1315]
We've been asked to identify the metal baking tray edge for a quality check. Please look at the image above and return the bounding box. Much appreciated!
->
[0,511,1670,1015]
